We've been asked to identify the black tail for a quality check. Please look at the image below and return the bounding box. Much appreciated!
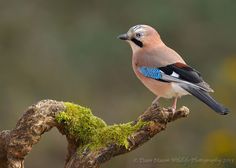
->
[180,84,229,115]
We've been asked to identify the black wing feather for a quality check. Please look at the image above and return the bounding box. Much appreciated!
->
[159,63,203,83]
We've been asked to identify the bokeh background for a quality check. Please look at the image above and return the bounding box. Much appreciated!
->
[0,0,235,168]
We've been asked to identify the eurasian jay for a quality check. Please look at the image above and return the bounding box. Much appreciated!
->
[118,25,229,115]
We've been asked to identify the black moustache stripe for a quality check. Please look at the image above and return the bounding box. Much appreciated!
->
[131,38,143,48]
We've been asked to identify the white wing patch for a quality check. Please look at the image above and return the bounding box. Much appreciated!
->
[170,72,180,78]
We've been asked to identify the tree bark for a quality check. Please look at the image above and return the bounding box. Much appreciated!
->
[0,100,189,168]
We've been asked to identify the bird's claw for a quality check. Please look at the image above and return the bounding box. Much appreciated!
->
[168,107,176,113]
[151,100,159,109]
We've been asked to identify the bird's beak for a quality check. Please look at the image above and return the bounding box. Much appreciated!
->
[117,33,129,40]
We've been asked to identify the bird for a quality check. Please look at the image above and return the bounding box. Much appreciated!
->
[117,24,229,115]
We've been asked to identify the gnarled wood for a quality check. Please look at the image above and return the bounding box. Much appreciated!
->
[0,100,189,168]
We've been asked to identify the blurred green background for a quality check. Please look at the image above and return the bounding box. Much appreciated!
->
[0,0,235,168]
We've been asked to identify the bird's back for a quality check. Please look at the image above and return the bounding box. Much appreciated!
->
[133,44,186,68]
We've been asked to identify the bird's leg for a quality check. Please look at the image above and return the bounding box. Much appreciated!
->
[152,96,160,106]
[172,97,178,112]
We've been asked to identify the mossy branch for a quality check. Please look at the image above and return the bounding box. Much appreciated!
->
[0,100,189,168]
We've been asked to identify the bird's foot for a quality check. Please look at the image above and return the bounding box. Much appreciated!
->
[151,96,160,106]
[151,100,159,109]
[168,107,176,113]
[169,97,177,114]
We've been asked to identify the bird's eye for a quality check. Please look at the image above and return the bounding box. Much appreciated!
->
[136,33,141,38]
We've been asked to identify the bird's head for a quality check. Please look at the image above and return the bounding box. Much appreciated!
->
[118,25,162,52]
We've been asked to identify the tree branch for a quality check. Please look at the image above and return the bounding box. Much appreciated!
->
[0,100,189,168]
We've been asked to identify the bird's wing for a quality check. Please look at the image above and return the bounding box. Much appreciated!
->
[139,62,213,92]
[159,62,202,83]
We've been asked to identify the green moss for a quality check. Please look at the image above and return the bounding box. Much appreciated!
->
[56,102,148,153]
[89,120,147,150]
[56,102,107,144]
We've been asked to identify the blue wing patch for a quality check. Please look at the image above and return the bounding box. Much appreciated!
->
[139,67,162,80]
